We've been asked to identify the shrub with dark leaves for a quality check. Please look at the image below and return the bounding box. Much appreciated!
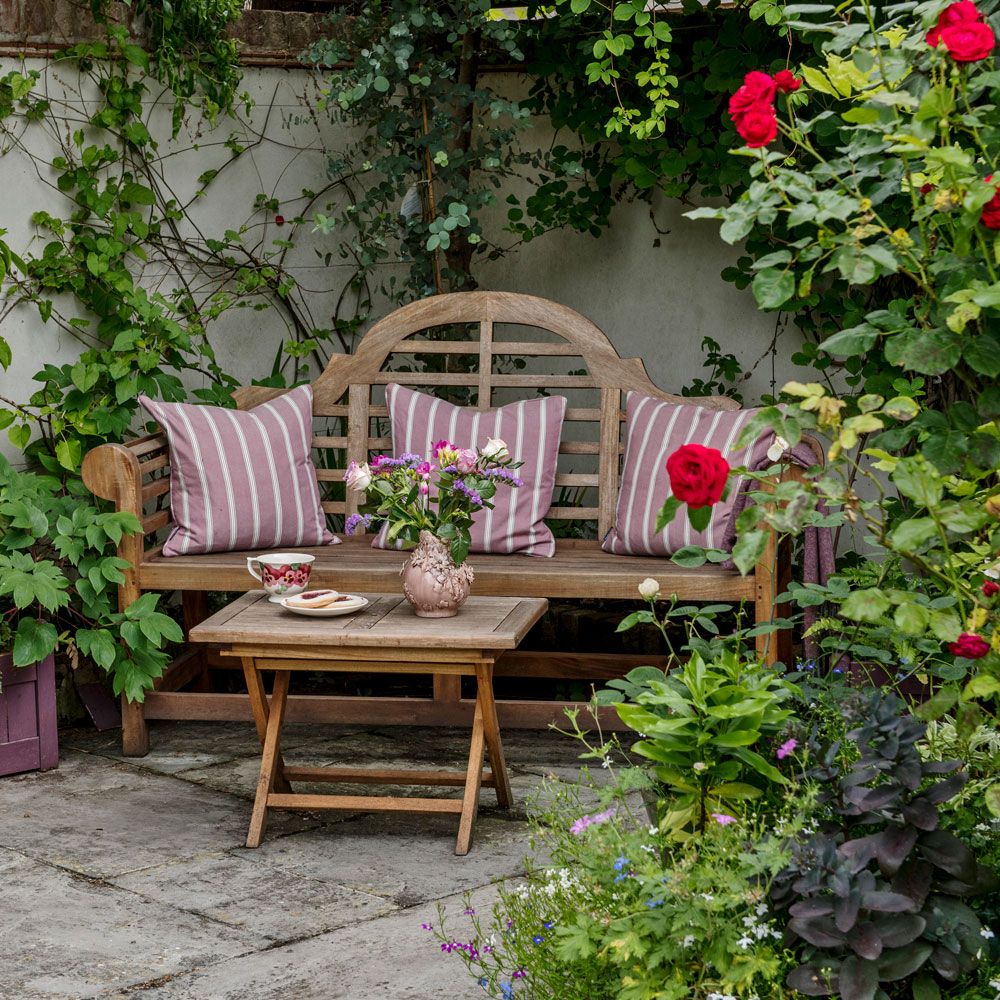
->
[772,694,995,1000]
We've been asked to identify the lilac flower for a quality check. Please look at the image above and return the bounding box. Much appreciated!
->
[711,813,737,826]
[345,513,373,535]
[569,806,616,835]
[482,467,524,487]
[776,738,797,760]
[451,478,483,506]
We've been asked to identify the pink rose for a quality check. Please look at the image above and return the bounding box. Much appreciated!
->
[940,19,995,60]
[455,449,477,474]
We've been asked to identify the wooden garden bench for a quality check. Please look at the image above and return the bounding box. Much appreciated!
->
[83,291,805,756]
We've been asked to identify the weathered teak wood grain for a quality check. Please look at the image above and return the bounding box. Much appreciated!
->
[220,595,541,854]
[80,291,815,758]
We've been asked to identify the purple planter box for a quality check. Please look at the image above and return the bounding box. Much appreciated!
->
[0,651,58,777]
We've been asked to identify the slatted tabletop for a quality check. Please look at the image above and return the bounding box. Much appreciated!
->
[190,592,548,651]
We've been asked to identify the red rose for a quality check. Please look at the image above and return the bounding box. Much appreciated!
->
[940,20,995,60]
[948,632,991,659]
[774,69,802,93]
[275,214,285,226]
[982,580,999,597]
[981,175,1000,229]
[926,0,982,47]
[735,105,778,148]
[920,182,934,195]
[666,443,730,509]
[728,71,777,122]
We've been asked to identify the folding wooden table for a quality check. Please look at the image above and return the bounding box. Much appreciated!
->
[189,592,547,855]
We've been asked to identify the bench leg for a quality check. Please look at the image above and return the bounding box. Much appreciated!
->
[754,532,793,668]
[121,695,149,757]
[182,591,212,693]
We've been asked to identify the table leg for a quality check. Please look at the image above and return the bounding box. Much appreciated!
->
[241,657,291,795]
[247,668,291,849]
[455,693,485,857]
[476,661,512,810]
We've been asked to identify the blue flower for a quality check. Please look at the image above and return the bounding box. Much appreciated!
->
[645,899,664,908]
[613,855,629,871]
[532,934,545,945]
[500,984,515,1000]
[542,921,554,929]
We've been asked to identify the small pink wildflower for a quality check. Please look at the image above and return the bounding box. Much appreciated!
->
[711,813,737,826]
[777,738,798,760]
[569,806,616,835]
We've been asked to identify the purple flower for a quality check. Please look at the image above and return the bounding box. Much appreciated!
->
[711,813,737,826]
[420,922,433,931]
[463,907,476,916]
[776,738,797,760]
[451,478,483,506]
[482,467,524,487]
[569,806,616,835]
[345,513,373,535]
[512,969,527,979]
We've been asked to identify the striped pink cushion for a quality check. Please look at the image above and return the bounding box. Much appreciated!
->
[602,393,775,556]
[139,386,336,556]
[373,384,567,557]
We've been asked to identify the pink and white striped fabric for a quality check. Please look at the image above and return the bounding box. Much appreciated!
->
[602,392,776,556]
[373,384,567,557]
[139,386,336,557]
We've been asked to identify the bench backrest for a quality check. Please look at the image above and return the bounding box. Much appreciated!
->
[238,291,738,540]
[89,291,739,554]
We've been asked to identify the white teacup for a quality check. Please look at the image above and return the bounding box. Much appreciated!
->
[246,553,316,604]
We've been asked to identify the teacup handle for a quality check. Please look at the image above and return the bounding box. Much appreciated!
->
[246,557,263,582]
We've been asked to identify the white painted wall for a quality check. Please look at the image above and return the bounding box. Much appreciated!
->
[0,60,812,465]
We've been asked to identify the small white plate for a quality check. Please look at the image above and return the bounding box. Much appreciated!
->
[279,595,369,617]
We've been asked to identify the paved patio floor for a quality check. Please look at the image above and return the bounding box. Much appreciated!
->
[0,720,586,1000]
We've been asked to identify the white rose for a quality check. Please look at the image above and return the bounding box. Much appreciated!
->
[481,437,509,462]
[345,460,372,491]
[767,435,791,463]
[638,577,660,600]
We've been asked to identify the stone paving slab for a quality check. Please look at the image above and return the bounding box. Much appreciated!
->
[0,720,576,999]
[0,847,266,1000]
[111,851,396,942]
[135,885,502,1000]
[0,752,316,879]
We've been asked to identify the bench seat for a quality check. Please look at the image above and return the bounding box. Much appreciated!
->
[141,536,755,601]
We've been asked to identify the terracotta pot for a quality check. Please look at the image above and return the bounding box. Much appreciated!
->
[401,531,474,618]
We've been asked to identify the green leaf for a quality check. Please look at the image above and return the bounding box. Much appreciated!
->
[12,617,58,666]
[752,268,795,309]
[985,784,1000,817]
[822,324,878,357]
[671,546,707,568]
[55,437,82,472]
[840,588,891,622]
[654,496,681,533]
[732,529,768,576]
[372,75,390,93]
[885,328,961,375]
[120,181,156,206]
[687,504,712,533]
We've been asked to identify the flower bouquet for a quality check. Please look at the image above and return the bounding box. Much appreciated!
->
[343,438,522,617]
